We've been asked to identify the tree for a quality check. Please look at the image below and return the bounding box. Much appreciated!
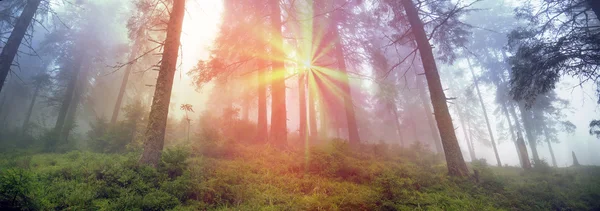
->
[268,0,287,148]
[180,104,194,142]
[139,0,186,167]
[21,73,50,134]
[401,0,468,176]
[0,0,42,93]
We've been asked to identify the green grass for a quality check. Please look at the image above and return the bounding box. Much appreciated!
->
[0,141,599,210]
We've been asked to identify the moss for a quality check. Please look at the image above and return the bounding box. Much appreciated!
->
[0,142,599,210]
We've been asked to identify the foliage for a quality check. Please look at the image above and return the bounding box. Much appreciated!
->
[1,139,599,210]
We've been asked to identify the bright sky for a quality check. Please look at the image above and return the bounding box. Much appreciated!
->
[169,0,223,119]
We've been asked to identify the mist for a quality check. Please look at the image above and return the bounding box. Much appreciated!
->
[1,0,600,210]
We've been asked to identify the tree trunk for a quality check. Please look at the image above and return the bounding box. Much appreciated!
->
[332,10,360,146]
[519,103,541,165]
[308,70,318,142]
[54,59,83,135]
[111,45,139,124]
[543,129,558,167]
[268,0,287,148]
[456,107,476,161]
[502,103,526,168]
[0,0,41,94]
[298,69,308,142]
[21,83,40,134]
[466,58,501,166]
[61,65,90,142]
[402,0,468,177]
[139,0,185,167]
[410,113,420,143]
[256,60,268,143]
[417,76,443,153]
[390,103,404,146]
[508,103,532,169]
[572,151,580,166]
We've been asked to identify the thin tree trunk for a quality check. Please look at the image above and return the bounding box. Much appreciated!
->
[467,121,477,160]
[390,103,404,146]
[572,151,580,166]
[54,59,83,135]
[61,65,89,142]
[111,45,139,124]
[21,83,40,134]
[308,71,318,142]
[519,103,541,165]
[417,76,443,153]
[298,69,307,142]
[257,60,268,143]
[0,0,42,93]
[508,103,532,169]
[543,129,558,167]
[331,10,360,146]
[268,0,287,148]
[402,0,468,177]
[410,113,420,143]
[456,107,476,161]
[502,103,523,167]
[466,58,501,166]
[139,0,185,167]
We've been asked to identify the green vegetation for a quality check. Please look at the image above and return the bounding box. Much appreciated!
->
[1,140,599,210]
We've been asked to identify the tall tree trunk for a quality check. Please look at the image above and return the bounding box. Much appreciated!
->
[572,151,580,166]
[502,104,524,167]
[331,10,360,146]
[298,69,308,142]
[402,0,468,177]
[54,59,83,135]
[390,103,404,146]
[543,129,558,167]
[61,66,89,142]
[111,45,139,124]
[0,0,41,94]
[1,91,14,128]
[466,58,501,166]
[268,0,287,148]
[308,71,318,142]
[410,113,420,143]
[256,60,268,143]
[417,77,443,153]
[456,107,476,161]
[519,103,541,165]
[21,83,40,134]
[508,103,532,169]
[139,0,185,167]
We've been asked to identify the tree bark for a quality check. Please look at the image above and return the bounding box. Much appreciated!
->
[417,76,443,153]
[390,103,404,146]
[456,107,476,161]
[507,103,532,169]
[21,83,40,134]
[402,0,468,177]
[307,72,318,143]
[54,58,83,135]
[256,60,268,143]
[0,0,42,94]
[543,129,558,167]
[298,69,308,142]
[519,103,541,165]
[331,10,361,146]
[466,58,501,166]
[139,0,186,167]
[268,0,287,148]
[111,45,139,124]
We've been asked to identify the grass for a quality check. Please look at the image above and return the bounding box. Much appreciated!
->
[0,140,599,211]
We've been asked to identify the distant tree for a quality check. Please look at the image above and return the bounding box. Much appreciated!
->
[180,104,194,142]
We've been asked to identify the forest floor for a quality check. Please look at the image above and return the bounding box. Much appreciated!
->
[1,140,599,210]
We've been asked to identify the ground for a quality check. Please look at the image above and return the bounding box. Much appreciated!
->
[0,140,599,211]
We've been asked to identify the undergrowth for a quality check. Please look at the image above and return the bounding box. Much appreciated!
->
[0,140,599,211]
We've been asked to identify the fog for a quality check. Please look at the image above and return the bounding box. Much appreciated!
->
[1,0,599,168]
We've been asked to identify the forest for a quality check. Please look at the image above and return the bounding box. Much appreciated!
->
[0,0,600,210]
